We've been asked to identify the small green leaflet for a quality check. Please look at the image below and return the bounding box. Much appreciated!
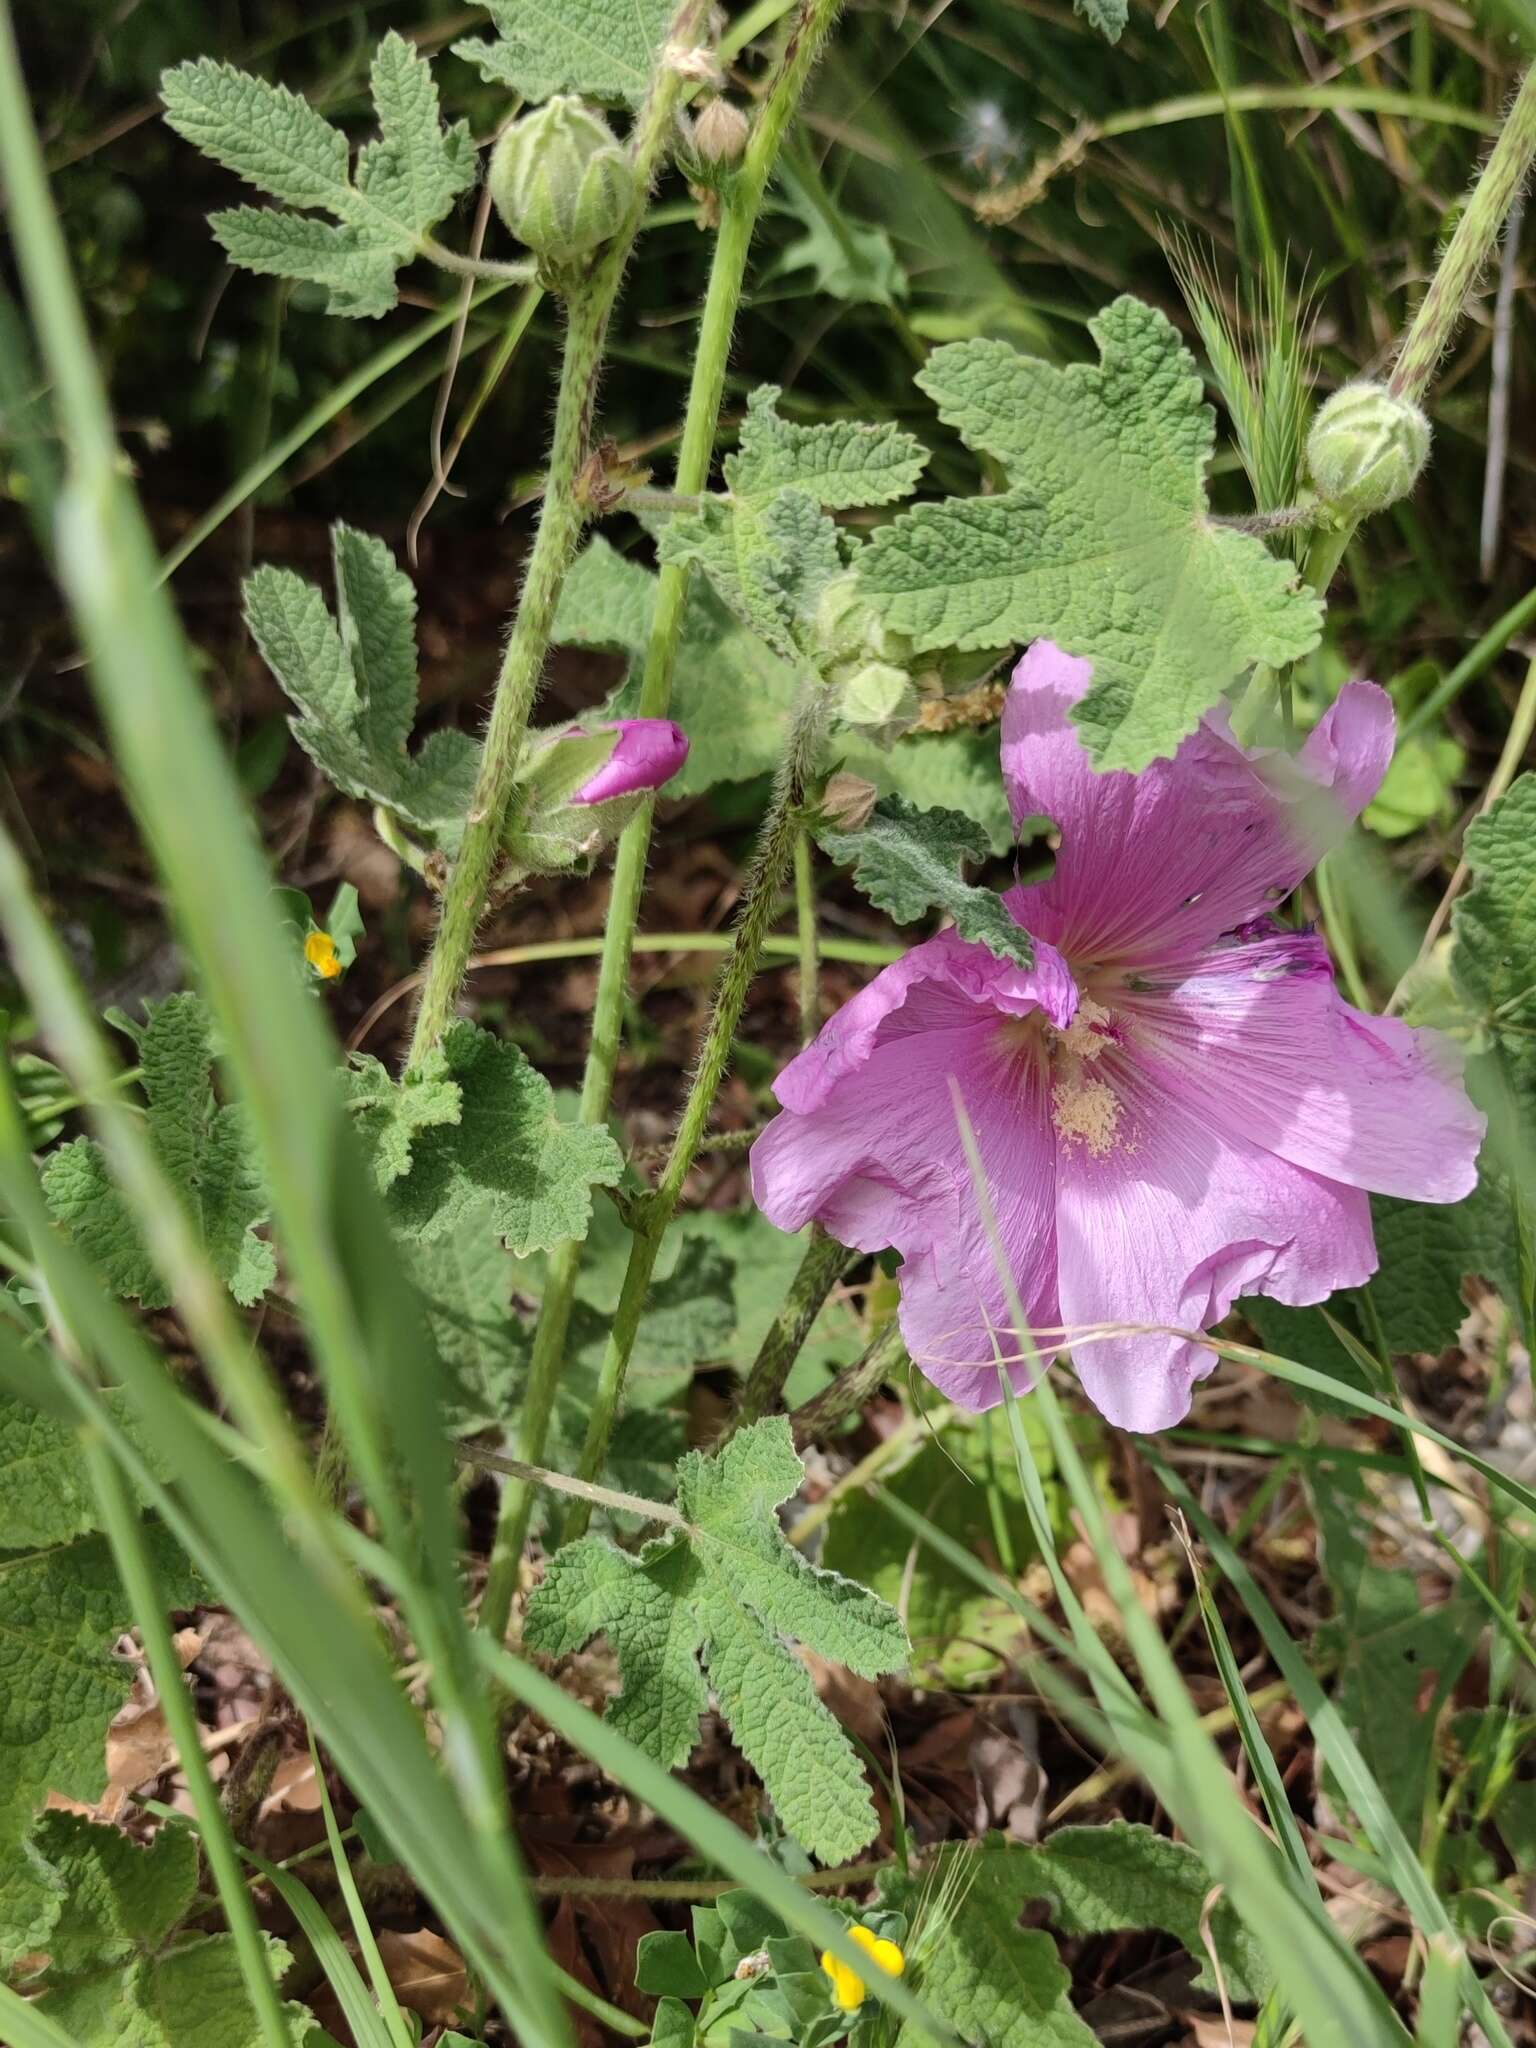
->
[245,522,480,843]
[524,1417,909,1862]
[161,34,476,317]
[349,1022,624,1256]
[726,387,927,510]
[453,0,675,106]
[1452,772,1536,1110]
[42,993,275,1310]
[858,297,1322,771]
[0,1518,199,1856]
[771,169,908,308]
[25,1815,309,2046]
[816,794,1033,967]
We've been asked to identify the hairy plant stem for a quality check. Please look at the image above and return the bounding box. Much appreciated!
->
[1390,61,1536,406]
[562,682,833,1539]
[1237,60,1536,743]
[480,0,845,1636]
[789,1320,907,1448]
[456,1442,686,1531]
[794,828,820,1043]
[732,1225,855,1429]
[407,5,705,1066]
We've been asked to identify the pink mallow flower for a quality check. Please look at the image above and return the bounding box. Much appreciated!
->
[751,642,1483,1432]
[569,719,690,805]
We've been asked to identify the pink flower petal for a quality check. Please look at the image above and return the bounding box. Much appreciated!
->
[570,719,690,804]
[750,932,1072,1399]
[1124,924,1484,1204]
[1052,1058,1378,1431]
[1000,643,1394,965]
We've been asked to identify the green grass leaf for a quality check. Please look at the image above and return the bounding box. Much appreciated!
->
[452,0,676,105]
[0,1522,198,1856]
[376,1023,623,1257]
[161,34,475,317]
[816,794,1033,966]
[244,523,480,843]
[42,995,275,1310]
[858,297,1322,770]
[524,1417,908,1863]
[725,387,927,511]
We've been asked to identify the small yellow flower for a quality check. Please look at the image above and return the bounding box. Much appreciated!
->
[820,1924,905,2013]
[304,929,342,980]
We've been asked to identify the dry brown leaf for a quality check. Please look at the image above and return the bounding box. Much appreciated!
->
[376,1928,470,2025]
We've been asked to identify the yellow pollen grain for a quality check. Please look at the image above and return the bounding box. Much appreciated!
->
[1060,996,1112,1061]
[1052,1073,1121,1156]
[304,929,342,980]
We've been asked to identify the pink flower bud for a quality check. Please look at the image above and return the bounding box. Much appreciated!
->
[569,719,690,805]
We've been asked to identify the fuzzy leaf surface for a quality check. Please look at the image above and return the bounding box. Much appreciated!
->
[41,994,274,1309]
[29,1815,308,2046]
[0,1523,199,1855]
[858,297,1321,769]
[1009,1823,1271,2002]
[817,795,1033,965]
[245,523,480,839]
[892,1842,1092,2048]
[378,1023,623,1256]
[1452,773,1536,1109]
[341,1049,462,1192]
[726,387,927,510]
[659,488,843,662]
[524,1417,908,1861]
[161,34,475,316]
[452,0,674,104]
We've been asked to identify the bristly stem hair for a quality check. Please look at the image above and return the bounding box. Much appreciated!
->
[479,0,846,1639]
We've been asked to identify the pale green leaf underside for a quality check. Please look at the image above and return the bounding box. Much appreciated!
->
[452,0,674,105]
[161,34,475,317]
[524,1417,908,1862]
[659,488,842,662]
[244,521,480,841]
[858,297,1322,771]
[817,794,1033,966]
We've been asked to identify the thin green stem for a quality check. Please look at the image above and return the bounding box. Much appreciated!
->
[564,681,832,1534]
[1236,66,1536,740]
[82,1433,294,2048]
[479,0,845,1635]
[408,4,706,1065]
[456,1442,687,1530]
[733,1225,854,1428]
[1390,62,1536,406]
[794,828,820,1045]
[1399,582,1536,743]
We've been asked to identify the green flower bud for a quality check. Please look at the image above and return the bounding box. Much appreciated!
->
[837,661,920,746]
[1306,380,1430,517]
[488,97,635,271]
[693,97,750,169]
[814,574,908,680]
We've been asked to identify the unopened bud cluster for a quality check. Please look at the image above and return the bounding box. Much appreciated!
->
[1306,380,1431,517]
[815,575,921,745]
[488,96,635,283]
